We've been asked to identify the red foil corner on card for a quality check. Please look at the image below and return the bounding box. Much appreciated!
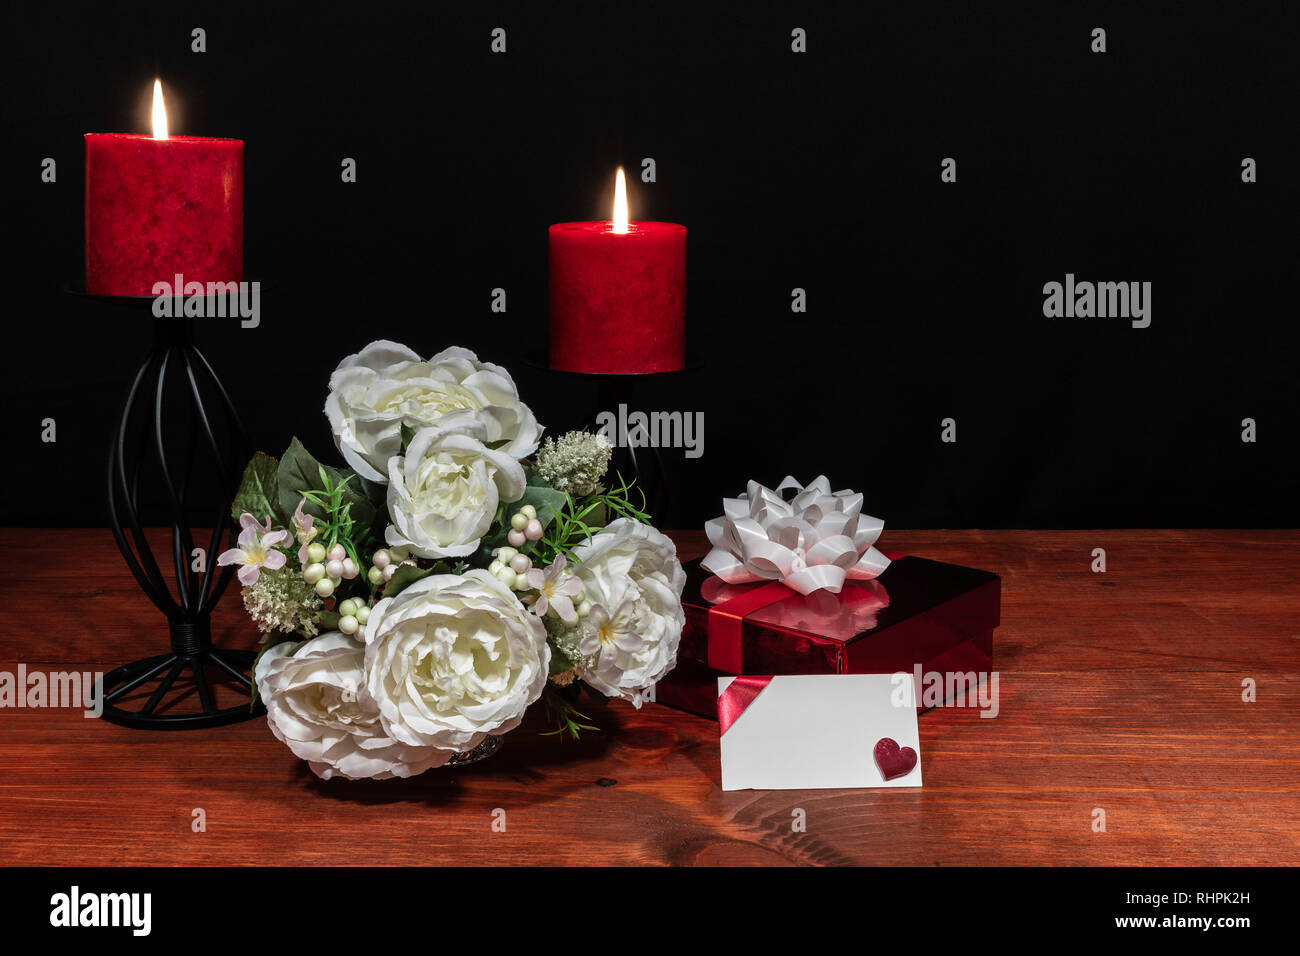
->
[716,675,772,735]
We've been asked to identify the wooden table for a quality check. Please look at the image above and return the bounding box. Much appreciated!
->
[1,529,1296,866]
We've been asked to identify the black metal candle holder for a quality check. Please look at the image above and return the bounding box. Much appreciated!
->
[73,288,262,729]
[527,356,703,521]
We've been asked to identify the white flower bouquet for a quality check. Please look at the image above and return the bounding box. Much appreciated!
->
[224,340,686,780]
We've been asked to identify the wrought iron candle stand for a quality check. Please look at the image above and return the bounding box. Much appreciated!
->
[529,358,701,521]
[79,291,262,729]
[588,370,671,519]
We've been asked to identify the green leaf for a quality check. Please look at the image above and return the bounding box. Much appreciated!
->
[479,474,569,558]
[319,609,341,630]
[276,437,383,534]
[518,473,570,527]
[399,423,416,453]
[548,642,576,675]
[231,452,284,526]
[575,498,608,530]
[383,563,432,598]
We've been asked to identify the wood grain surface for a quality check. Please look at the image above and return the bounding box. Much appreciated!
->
[1,529,1297,866]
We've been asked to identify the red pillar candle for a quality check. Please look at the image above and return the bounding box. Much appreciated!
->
[85,81,243,297]
[549,168,685,373]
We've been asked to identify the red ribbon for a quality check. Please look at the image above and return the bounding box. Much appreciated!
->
[717,675,772,734]
[706,582,793,672]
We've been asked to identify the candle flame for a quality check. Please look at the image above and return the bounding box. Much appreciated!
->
[152,79,169,140]
[612,167,629,234]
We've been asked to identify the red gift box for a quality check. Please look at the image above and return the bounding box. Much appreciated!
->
[654,554,1000,719]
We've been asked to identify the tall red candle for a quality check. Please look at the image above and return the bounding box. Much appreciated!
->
[549,169,685,374]
[85,81,243,297]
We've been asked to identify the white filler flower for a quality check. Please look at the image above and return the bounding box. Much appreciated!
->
[363,570,550,754]
[325,340,543,483]
[570,518,686,706]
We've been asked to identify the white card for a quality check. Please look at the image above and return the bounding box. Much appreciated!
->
[718,674,923,791]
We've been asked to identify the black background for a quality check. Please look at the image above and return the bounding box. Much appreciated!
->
[5,0,1298,529]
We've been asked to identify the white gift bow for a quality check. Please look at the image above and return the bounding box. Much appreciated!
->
[700,476,890,595]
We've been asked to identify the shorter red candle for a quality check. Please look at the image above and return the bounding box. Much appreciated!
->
[549,169,686,374]
[85,80,243,297]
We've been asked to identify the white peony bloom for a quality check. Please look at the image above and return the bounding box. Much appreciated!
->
[385,421,527,559]
[362,570,550,753]
[324,340,543,483]
[254,632,450,781]
[570,518,686,707]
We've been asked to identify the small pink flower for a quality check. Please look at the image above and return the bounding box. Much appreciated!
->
[218,512,293,586]
[292,497,318,564]
[579,600,642,665]
[523,553,585,623]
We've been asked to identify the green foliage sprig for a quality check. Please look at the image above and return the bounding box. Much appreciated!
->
[541,684,600,739]
[599,472,651,524]
[300,465,364,570]
[532,472,650,565]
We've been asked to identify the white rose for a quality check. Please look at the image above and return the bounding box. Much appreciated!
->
[385,421,526,559]
[570,518,686,706]
[254,632,449,780]
[363,570,550,753]
[324,340,543,483]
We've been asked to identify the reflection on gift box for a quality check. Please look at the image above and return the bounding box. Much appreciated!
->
[700,573,892,642]
[654,555,1000,720]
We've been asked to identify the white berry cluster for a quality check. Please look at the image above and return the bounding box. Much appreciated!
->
[300,541,360,598]
[490,504,544,590]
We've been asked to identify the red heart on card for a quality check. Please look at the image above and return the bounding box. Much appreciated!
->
[874,737,917,781]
